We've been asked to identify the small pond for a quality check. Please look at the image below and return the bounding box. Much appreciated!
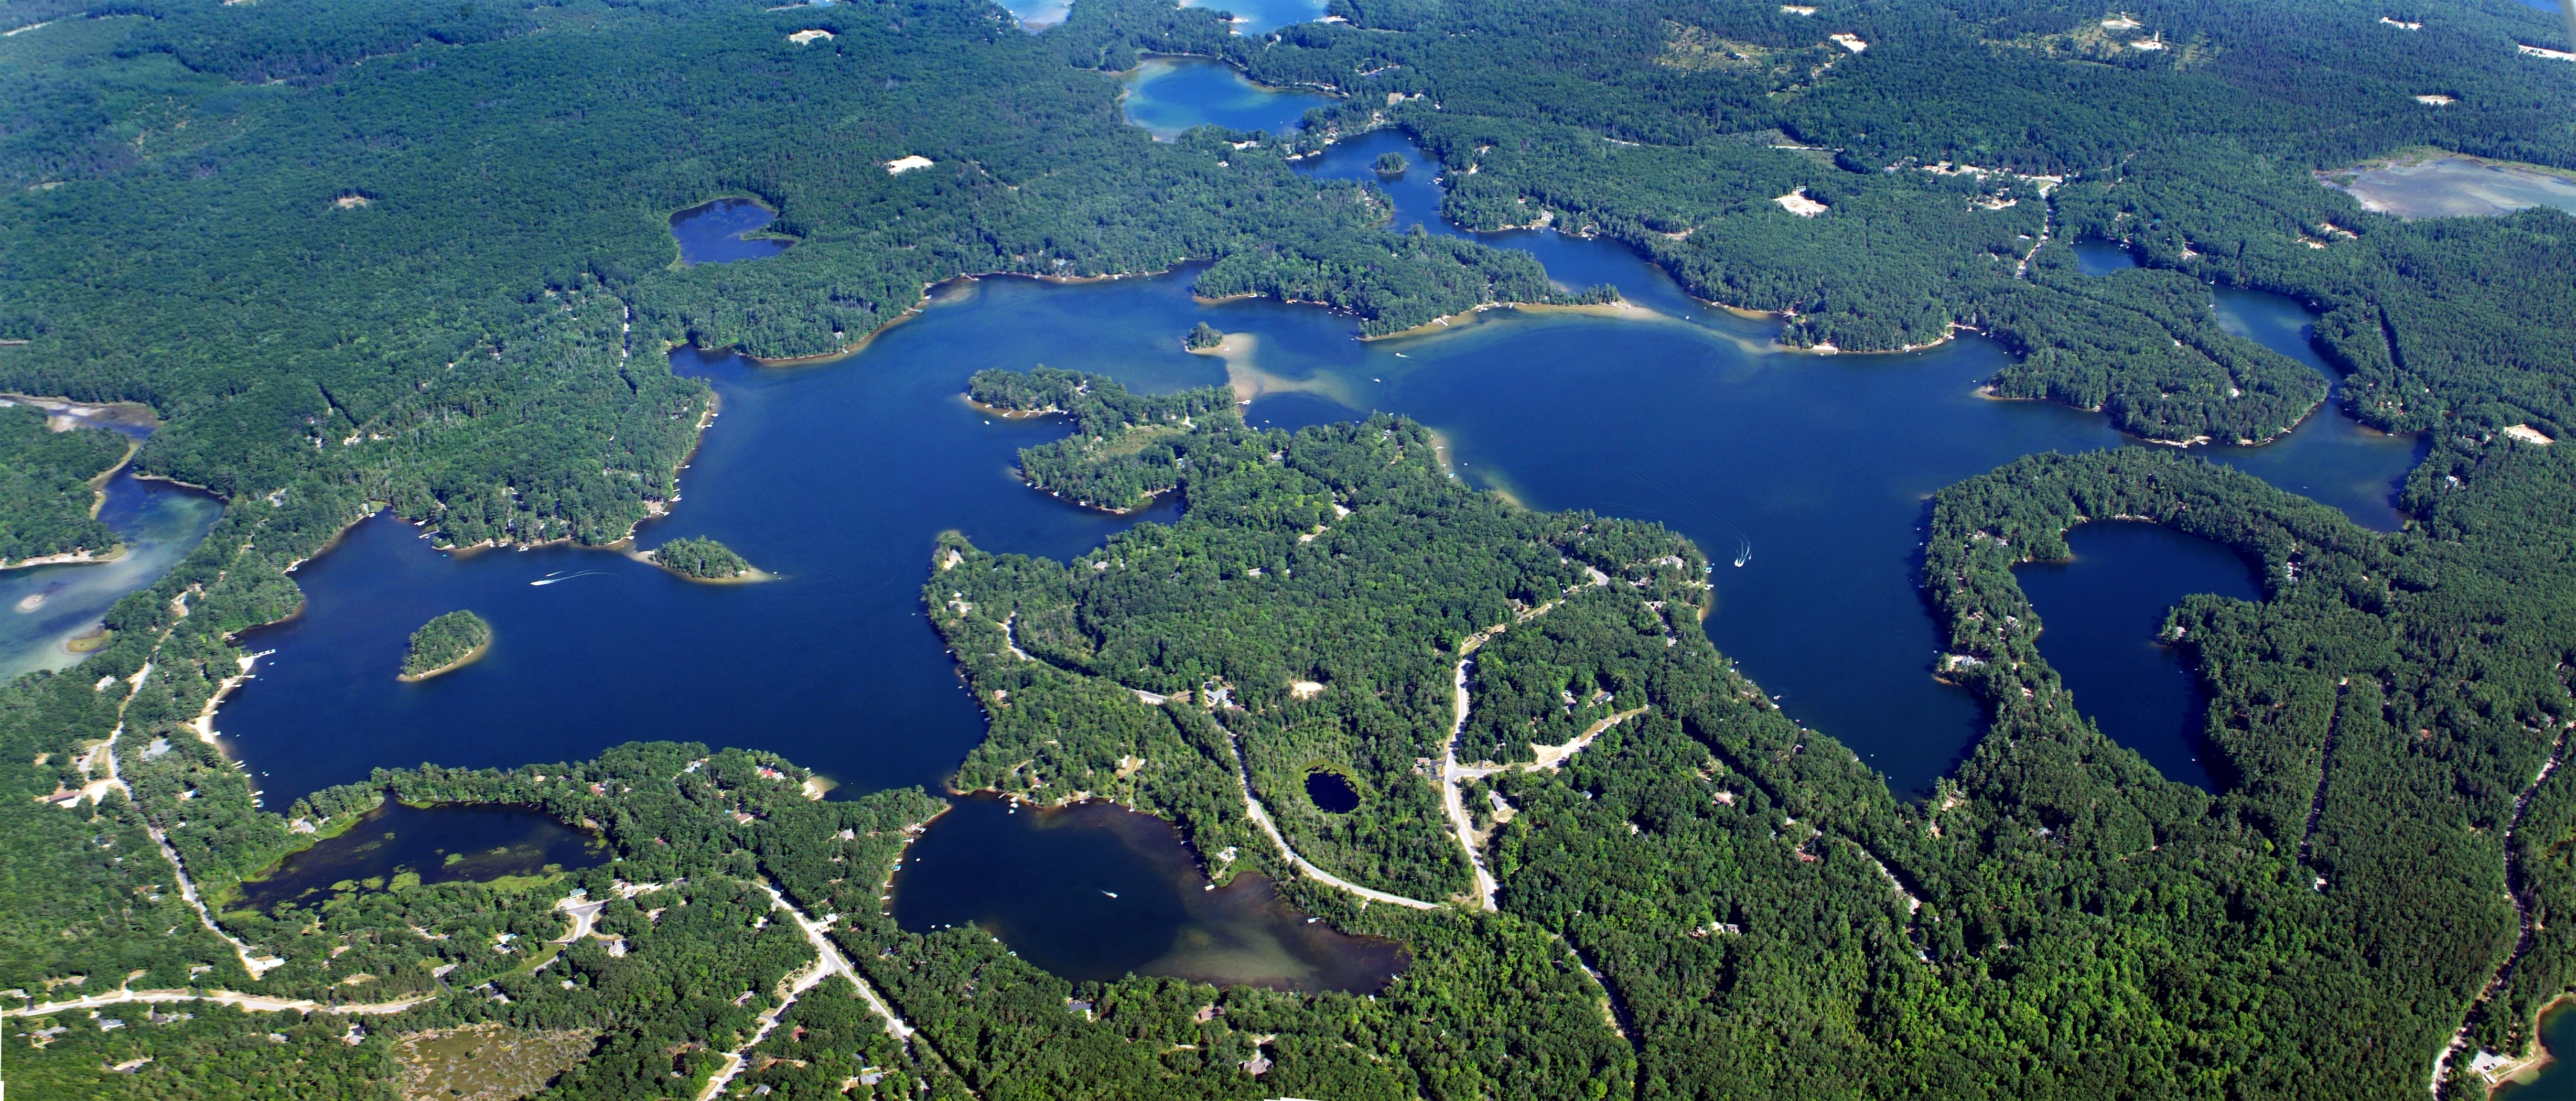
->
[232,801,606,914]
[1120,57,1332,141]
[2070,239,2137,276]
[671,198,794,265]
[1305,771,1360,813]
[890,794,1407,992]
[2013,523,2264,791]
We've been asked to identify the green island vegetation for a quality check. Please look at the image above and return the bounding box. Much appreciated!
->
[1372,151,1407,175]
[1183,321,1225,350]
[0,404,130,565]
[3,0,2576,1095]
[400,611,492,682]
[648,536,761,581]
[968,366,1237,512]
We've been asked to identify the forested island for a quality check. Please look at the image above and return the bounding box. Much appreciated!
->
[398,611,491,682]
[969,366,1237,512]
[6,0,2576,1095]
[643,536,766,582]
[0,404,130,567]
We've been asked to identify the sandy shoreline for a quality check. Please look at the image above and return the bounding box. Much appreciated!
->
[2,544,128,571]
[188,651,268,745]
[397,639,489,683]
[621,545,777,585]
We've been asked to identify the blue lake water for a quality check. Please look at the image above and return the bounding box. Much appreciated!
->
[671,198,794,265]
[2014,523,2264,790]
[998,0,1325,33]
[1119,57,1332,141]
[202,61,2434,983]
[2070,239,2138,276]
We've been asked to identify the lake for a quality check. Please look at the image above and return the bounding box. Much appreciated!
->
[891,795,1405,992]
[0,403,223,683]
[231,800,605,915]
[1118,57,1332,141]
[2014,523,2263,791]
[2320,155,2576,220]
[201,61,2432,981]
[671,198,794,265]
[996,0,1325,33]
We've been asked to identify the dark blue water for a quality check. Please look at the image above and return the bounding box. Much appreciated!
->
[891,795,1404,991]
[2013,523,2263,790]
[1305,771,1359,813]
[220,126,2424,806]
[671,198,794,265]
[1119,57,1332,140]
[214,325,1188,802]
[233,801,605,915]
[202,80,2443,983]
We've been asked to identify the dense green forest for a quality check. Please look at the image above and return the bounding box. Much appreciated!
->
[0,404,129,564]
[400,610,491,680]
[647,536,758,580]
[9,0,2576,1094]
[969,366,1238,511]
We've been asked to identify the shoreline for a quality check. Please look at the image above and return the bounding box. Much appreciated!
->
[188,651,268,746]
[2,544,128,571]
[621,545,777,585]
[1361,298,1672,342]
[2471,991,2576,1094]
[396,639,489,683]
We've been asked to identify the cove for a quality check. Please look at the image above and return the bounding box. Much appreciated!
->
[2066,236,2419,530]
[231,800,605,915]
[671,198,793,265]
[0,407,223,683]
[2500,999,2576,1098]
[2013,523,2263,790]
[217,92,2432,815]
[891,795,1405,992]
[1119,57,1331,141]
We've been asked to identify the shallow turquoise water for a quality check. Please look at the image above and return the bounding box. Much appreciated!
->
[1118,57,1332,141]
[0,407,222,683]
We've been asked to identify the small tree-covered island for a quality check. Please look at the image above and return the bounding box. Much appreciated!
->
[644,536,767,582]
[8,0,2576,1096]
[398,611,492,682]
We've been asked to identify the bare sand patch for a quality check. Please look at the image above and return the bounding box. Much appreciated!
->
[884,155,935,174]
[787,28,834,44]
[1775,188,1829,216]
